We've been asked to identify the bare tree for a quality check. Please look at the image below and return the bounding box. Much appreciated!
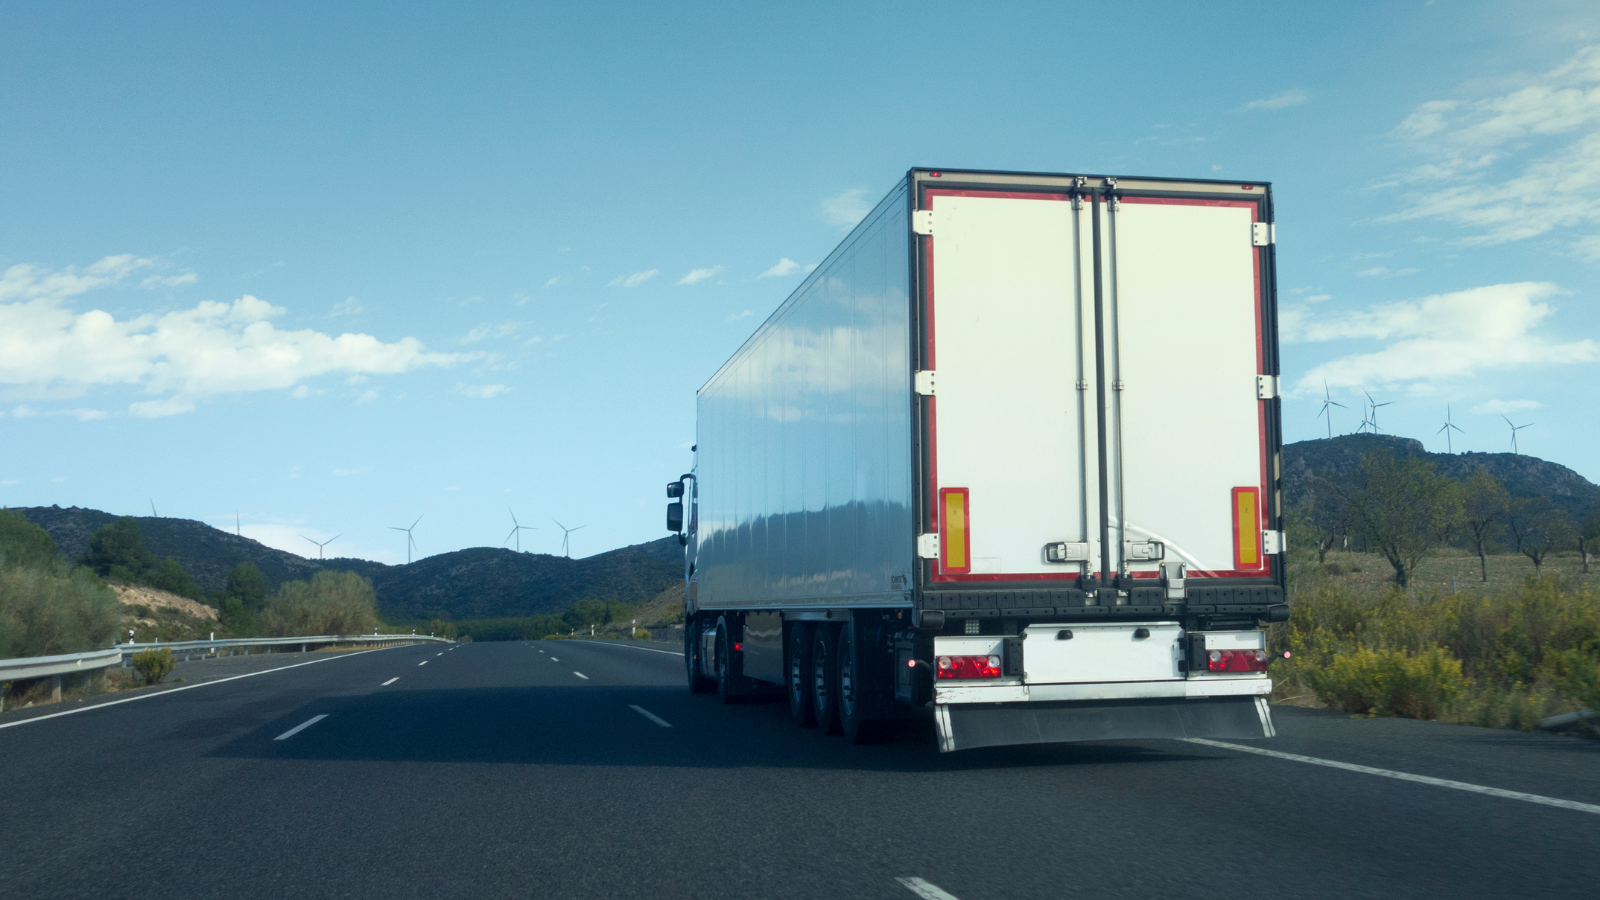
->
[1580,489,1600,576]
[1299,474,1354,565]
[1460,469,1509,583]
[1338,451,1464,588]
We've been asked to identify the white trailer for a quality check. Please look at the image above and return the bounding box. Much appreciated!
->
[666,168,1286,750]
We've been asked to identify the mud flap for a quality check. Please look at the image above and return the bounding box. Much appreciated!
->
[934,696,1275,753]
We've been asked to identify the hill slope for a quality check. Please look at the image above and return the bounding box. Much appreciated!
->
[14,506,680,621]
[1283,435,1599,522]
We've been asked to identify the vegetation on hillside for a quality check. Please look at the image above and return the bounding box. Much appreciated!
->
[0,510,120,659]
[81,516,207,602]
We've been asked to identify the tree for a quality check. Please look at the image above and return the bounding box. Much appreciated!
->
[1506,500,1573,573]
[258,570,380,637]
[148,557,206,601]
[1460,470,1509,583]
[81,517,156,583]
[222,561,270,612]
[1580,489,1600,576]
[0,510,61,571]
[1337,450,1463,588]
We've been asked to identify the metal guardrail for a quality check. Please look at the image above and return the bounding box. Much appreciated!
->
[0,634,452,705]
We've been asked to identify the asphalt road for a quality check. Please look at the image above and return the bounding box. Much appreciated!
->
[3,639,1596,900]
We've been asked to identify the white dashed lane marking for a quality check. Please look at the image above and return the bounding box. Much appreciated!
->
[629,705,672,728]
[898,877,961,900]
[573,672,589,680]
[274,715,328,741]
[381,677,399,686]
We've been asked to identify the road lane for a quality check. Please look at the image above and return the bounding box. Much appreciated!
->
[2,638,1595,900]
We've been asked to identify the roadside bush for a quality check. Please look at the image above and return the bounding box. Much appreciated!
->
[1306,646,1469,719]
[0,564,121,658]
[259,571,380,637]
[131,648,175,685]
[629,627,652,641]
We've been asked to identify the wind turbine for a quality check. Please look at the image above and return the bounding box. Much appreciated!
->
[504,510,537,552]
[553,519,587,558]
[150,498,159,517]
[1364,391,1394,435]
[1317,381,1347,439]
[236,512,241,536]
[303,534,340,560]
[1436,405,1464,454]
[390,515,422,564]
[1502,415,1533,455]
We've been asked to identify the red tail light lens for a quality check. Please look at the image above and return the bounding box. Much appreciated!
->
[1207,648,1270,673]
[935,655,1002,679]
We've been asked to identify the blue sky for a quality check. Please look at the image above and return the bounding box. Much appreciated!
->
[3,1,1597,564]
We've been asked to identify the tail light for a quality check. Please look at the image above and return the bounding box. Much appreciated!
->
[1208,648,1270,673]
[936,654,1002,679]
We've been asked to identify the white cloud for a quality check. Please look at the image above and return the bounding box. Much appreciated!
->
[1242,89,1308,111]
[543,277,562,289]
[821,188,872,229]
[1286,281,1598,393]
[0,257,461,417]
[356,389,379,403]
[1573,234,1600,261]
[1471,399,1540,415]
[460,322,520,344]
[455,383,509,399]
[140,273,197,289]
[726,310,753,322]
[1381,45,1600,247]
[328,297,364,317]
[759,258,803,278]
[608,269,658,288]
[1355,266,1420,278]
[678,265,724,286]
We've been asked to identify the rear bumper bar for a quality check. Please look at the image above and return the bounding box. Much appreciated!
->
[933,695,1275,752]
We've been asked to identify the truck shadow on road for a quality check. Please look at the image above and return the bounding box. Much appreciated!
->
[208,684,1225,772]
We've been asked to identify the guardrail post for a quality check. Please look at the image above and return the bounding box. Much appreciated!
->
[301,643,307,653]
[52,674,62,703]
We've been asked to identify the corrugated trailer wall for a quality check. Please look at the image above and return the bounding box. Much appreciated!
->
[695,180,915,610]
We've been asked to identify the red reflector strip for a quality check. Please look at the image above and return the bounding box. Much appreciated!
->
[935,654,1002,679]
[1207,648,1270,673]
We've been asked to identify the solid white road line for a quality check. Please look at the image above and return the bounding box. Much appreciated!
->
[381,677,399,686]
[575,640,684,657]
[897,877,962,900]
[629,705,672,728]
[0,646,396,732]
[1184,738,1600,816]
[274,714,328,741]
[573,672,589,680]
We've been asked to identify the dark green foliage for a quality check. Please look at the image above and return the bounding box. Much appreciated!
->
[81,517,157,583]
[1336,451,1463,587]
[1505,499,1574,573]
[0,510,61,570]
[447,614,568,642]
[562,598,637,630]
[1461,470,1510,583]
[222,561,270,612]
[259,571,380,637]
[148,557,206,602]
[218,595,255,637]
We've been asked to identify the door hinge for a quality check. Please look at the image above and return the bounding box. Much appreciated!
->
[1256,374,1280,400]
[1044,541,1090,563]
[1261,530,1286,554]
[914,370,936,396]
[912,210,935,236]
[917,533,940,559]
[1252,222,1275,246]
[1124,540,1165,561]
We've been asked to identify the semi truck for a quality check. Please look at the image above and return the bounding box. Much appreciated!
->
[666,167,1287,751]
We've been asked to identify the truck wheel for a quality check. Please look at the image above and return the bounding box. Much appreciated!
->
[812,623,842,735]
[715,621,739,704]
[686,619,714,694]
[837,622,885,744]
[787,622,816,726]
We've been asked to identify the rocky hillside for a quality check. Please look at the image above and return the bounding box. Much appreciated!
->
[1283,434,1600,523]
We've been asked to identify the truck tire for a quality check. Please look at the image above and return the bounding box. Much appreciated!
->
[686,618,714,694]
[787,622,816,726]
[837,621,885,744]
[812,623,842,735]
[715,621,739,704]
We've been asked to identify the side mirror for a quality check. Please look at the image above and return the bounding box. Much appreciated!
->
[667,481,684,498]
[666,501,683,532]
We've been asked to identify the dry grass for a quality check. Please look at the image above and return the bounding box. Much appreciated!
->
[1312,548,1598,597]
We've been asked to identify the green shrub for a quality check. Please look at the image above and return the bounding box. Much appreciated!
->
[259,571,380,637]
[1307,646,1469,719]
[0,564,121,658]
[0,510,61,570]
[131,648,175,685]
[630,627,652,641]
